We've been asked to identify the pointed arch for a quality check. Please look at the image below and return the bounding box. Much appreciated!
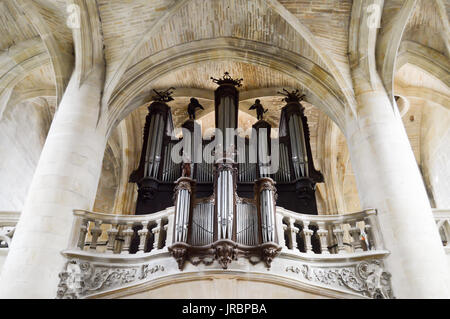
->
[376,0,418,102]
[105,38,347,138]
[12,0,74,104]
[103,0,357,117]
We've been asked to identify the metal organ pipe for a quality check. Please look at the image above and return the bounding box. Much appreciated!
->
[144,113,166,179]
[149,113,160,177]
[256,178,277,244]
[154,114,164,177]
[293,115,308,177]
[288,117,300,179]
[235,201,258,246]
[227,169,233,238]
[174,178,194,243]
[144,113,156,176]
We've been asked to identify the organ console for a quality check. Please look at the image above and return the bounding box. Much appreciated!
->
[130,73,323,268]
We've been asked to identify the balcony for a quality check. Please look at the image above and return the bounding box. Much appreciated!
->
[56,207,395,299]
[1,208,448,298]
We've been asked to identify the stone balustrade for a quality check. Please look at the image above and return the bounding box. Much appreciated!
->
[62,208,450,258]
[57,207,399,299]
[0,211,20,249]
[0,211,21,274]
[70,207,173,255]
[1,207,447,298]
[276,208,384,255]
[433,209,450,250]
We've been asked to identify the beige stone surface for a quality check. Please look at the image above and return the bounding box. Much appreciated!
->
[119,276,330,299]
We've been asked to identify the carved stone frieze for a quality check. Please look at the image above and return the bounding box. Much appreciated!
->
[285,260,394,299]
[169,240,281,270]
[168,243,188,270]
[213,241,238,269]
[261,244,282,268]
[56,260,164,299]
[140,264,165,280]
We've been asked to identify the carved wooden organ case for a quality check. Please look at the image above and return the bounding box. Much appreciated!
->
[130,74,323,269]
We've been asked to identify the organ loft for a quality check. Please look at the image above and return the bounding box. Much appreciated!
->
[127,73,326,267]
[0,0,448,300]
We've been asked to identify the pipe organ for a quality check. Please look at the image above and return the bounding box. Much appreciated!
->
[129,89,181,215]
[275,89,324,214]
[130,74,323,269]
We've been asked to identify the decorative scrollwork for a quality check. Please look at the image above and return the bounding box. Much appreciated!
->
[286,260,394,299]
[168,244,188,270]
[174,179,193,194]
[139,265,165,280]
[215,162,236,173]
[261,245,282,268]
[277,88,306,104]
[213,241,237,269]
[211,72,243,87]
[255,178,277,193]
[56,260,164,299]
[151,88,175,102]
[169,240,281,270]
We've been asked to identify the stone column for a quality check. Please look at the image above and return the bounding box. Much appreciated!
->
[345,88,450,298]
[0,64,107,298]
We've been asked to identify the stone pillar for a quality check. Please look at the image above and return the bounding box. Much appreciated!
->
[345,89,450,298]
[0,64,107,298]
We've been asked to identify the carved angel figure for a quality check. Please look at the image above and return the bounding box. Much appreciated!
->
[249,99,268,120]
[187,97,204,120]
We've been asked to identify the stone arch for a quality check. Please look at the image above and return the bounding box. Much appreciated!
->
[105,38,347,138]
[376,0,418,102]
[11,0,74,104]
[103,0,356,115]
[0,38,51,120]
[397,41,450,88]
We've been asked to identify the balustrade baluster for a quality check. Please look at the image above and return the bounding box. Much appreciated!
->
[138,221,149,254]
[276,212,287,250]
[333,224,346,254]
[152,219,163,250]
[121,222,134,254]
[359,222,369,251]
[363,224,374,250]
[317,225,330,254]
[89,220,103,251]
[441,219,450,245]
[364,211,384,250]
[166,212,175,246]
[302,221,313,254]
[287,218,299,251]
[106,224,119,253]
[349,221,363,252]
[77,218,89,250]
[341,224,354,253]
[162,219,169,249]
[326,224,337,254]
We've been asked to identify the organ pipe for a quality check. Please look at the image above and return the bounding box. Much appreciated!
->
[253,120,272,179]
[130,98,172,183]
[169,77,284,270]
[278,90,323,183]
[255,178,278,244]
[173,177,195,243]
